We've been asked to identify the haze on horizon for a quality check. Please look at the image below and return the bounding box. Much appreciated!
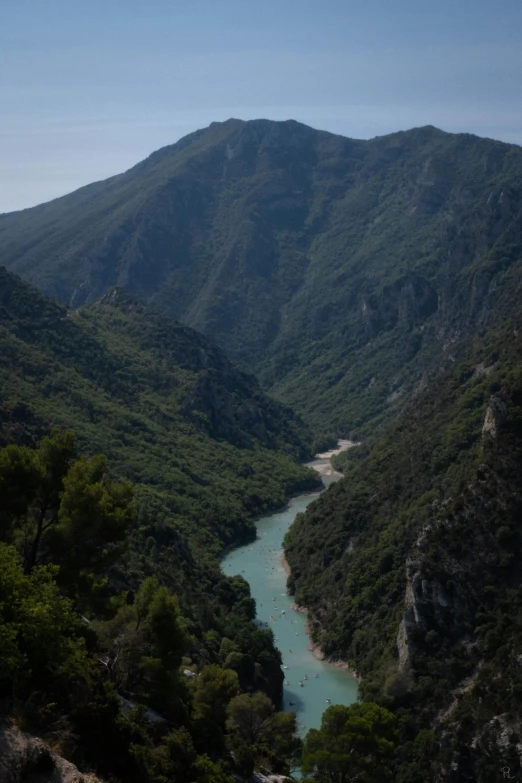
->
[2,0,521,214]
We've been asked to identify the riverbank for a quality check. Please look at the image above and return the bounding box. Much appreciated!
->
[219,473,322,560]
[280,560,362,684]
[221,449,359,732]
[280,439,363,684]
[314,439,359,460]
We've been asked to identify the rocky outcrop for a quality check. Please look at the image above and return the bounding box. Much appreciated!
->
[471,713,522,762]
[396,548,453,668]
[252,774,290,783]
[482,394,508,437]
[396,579,417,668]
[0,721,104,783]
[360,274,438,340]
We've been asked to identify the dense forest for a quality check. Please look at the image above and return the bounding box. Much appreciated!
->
[0,268,321,781]
[0,431,300,781]
[0,267,318,556]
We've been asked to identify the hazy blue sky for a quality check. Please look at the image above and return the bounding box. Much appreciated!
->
[2,0,522,212]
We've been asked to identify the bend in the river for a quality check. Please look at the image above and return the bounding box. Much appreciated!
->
[222,440,359,736]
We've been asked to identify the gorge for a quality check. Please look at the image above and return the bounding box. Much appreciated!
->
[1,118,522,782]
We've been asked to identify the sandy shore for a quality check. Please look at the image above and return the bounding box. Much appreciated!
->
[306,460,343,478]
[314,439,359,460]
[288,596,361,681]
[307,439,359,477]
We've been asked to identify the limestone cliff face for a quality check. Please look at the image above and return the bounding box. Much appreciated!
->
[482,394,508,438]
[0,721,104,783]
[360,273,438,340]
[396,396,514,668]
[397,544,473,668]
[390,389,522,780]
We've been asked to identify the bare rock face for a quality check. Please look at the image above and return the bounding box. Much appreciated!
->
[396,550,452,668]
[396,577,418,668]
[471,713,522,760]
[0,722,104,783]
[482,394,508,438]
[252,774,291,783]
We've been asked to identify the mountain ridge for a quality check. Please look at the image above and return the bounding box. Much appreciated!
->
[1,119,522,439]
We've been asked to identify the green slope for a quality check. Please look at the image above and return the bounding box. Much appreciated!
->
[284,320,522,781]
[0,266,317,556]
[0,268,318,781]
[2,120,522,437]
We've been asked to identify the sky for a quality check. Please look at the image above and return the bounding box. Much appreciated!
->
[1,0,522,213]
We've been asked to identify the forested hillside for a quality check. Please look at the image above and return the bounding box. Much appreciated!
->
[0,431,302,782]
[0,267,322,780]
[2,120,522,436]
[0,266,317,554]
[284,321,522,781]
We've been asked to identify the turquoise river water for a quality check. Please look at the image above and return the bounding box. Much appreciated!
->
[221,445,358,736]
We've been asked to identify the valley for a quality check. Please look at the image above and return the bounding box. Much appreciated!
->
[1,118,522,783]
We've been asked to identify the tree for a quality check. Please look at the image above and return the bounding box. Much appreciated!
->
[192,665,240,754]
[226,692,301,776]
[193,755,235,783]
[130,726,198,783]
[0,430,76,572]
[302,702,398,783]
[226,691,274,746]
[266,710,302,770]
[0,430,133,578]
[94,577,188,713]
[193,665,239,726]
[49,453,133,578]
[0,543,91,697]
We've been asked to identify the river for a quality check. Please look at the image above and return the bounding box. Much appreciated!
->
[221,441,358,736]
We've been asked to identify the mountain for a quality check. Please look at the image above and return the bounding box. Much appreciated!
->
[2,119,522,437]
[0,265,317,555]
[284,318,522,781]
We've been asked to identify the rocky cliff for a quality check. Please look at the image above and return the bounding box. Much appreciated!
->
[0,721,104,783]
